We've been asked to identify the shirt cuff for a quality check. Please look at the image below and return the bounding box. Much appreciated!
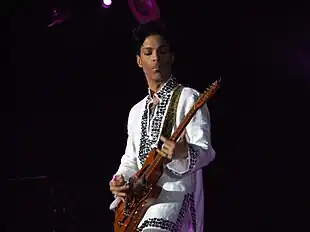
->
[165,144,198,176]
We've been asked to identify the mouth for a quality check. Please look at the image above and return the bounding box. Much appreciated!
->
[152,67,160,72]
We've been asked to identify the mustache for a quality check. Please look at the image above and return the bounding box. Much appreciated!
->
[152,64,168,69]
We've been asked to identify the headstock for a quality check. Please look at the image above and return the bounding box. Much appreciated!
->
[194,78,222,109]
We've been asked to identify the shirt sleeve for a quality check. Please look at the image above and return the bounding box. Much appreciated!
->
[165,87,216,176]
[114,107,139,181]
[109,108,139,211]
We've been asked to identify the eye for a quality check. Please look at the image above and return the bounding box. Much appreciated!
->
[159,46,170,54]
[144,52,152,56]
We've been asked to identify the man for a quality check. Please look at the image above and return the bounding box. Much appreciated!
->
[109,20,216,232]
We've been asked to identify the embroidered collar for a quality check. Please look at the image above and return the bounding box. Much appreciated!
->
[146,75,178,102]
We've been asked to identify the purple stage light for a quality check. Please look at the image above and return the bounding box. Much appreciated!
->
[101,0,112,8]
[128,0,160,24]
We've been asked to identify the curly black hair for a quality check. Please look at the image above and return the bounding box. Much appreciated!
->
[133,19,174,55]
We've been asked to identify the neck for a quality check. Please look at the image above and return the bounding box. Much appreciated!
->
[147,75,171,95]
[148,81,164,95]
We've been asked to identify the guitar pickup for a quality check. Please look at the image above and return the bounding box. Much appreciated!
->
[117,221,124,226]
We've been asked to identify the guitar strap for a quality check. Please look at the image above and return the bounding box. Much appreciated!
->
[160,85,184,140]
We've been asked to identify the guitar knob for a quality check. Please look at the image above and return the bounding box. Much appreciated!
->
[118,221,124,226]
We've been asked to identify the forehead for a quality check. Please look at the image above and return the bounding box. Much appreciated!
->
[142,34,169,48]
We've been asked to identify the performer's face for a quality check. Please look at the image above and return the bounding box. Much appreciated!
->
[136,34,174,82]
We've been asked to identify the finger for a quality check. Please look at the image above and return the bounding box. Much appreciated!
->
[164,140,176,148]
[164,139,175,147]
[162,142,175,154]
[116,179,125,186]
[112,191,127,197]
[114,184,129,191]
[119,175,125,181]
[161,147,173,159]
[110,175,121,184]
[156,148,168,158]
[114,174,124,182]
[109,180,117,186]
[114,175,126,186]
[110,180,124,187]
[110,185,129,192]
[161,146,170,154]
[160,136,168,143]
[109,175,116,184]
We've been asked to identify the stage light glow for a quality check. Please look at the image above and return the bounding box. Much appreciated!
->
[101,0,112,8]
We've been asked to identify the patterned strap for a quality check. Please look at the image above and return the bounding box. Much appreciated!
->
[160,85,183,139]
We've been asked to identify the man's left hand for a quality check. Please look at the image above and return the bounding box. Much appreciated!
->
[159,132,188,160]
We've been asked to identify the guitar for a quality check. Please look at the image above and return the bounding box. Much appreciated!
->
[114,78,221,232]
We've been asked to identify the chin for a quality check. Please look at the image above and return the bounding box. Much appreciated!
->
[151,73,163,81]
[153,72,169,82]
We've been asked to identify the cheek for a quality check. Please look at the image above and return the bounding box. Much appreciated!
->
[160,55,173,64]
[141,65,150,74]
[141,60,152,71]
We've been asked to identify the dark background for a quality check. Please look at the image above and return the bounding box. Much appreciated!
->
[9,0,309,231]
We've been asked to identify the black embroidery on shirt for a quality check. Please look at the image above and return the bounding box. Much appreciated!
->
[138,76,179,165]
[189,193,197,232]
[188,144,199,172]
[135,193,194,232]
[136,218,177,232]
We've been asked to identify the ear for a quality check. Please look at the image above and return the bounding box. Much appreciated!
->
[171,53,175,64]
[136,55,142,68]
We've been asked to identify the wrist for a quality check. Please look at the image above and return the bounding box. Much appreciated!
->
[175,144,189,160]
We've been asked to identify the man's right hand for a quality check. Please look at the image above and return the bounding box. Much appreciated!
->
[109,174,129,200]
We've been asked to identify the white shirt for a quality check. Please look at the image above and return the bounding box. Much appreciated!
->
[110,76,216,232]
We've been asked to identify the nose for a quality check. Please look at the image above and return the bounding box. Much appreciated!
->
[152,51,160,62]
